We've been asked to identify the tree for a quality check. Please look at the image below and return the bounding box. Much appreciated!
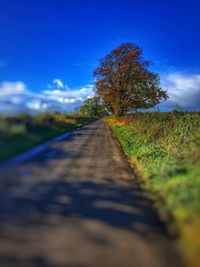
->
[79,96,108,118]
[94,42,168,116]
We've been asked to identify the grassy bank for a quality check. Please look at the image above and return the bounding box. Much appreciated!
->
[106,112,200,266]
[0,112,94,162]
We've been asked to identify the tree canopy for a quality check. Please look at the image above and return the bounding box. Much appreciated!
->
[94,43,168,116]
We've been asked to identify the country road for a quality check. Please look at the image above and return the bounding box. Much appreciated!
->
[0,120,183,267]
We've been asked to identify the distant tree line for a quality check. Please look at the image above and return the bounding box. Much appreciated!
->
[76,96,108,119]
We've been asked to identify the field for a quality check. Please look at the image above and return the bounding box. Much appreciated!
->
[0,112,94,162]
[107,112,200,266]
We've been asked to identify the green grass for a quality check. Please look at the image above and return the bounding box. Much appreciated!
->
[107,112,200,266]
[0,112,94,162]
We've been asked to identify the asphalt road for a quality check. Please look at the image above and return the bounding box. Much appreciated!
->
[0,120,184,267]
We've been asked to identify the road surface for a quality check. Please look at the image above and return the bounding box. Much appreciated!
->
[0,120,183,267]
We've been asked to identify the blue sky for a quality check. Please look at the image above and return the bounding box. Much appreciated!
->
[0,0,200,113]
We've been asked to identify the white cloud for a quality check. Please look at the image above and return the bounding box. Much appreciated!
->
[42,83,94,104]
[26,99,43,110]
[0,81,26,95]
[45,89,62,95]
[160,73,200,108]
[0,79,95,114]
[52,79,66,88]
[10,96,23,104]
[57,97,76,103]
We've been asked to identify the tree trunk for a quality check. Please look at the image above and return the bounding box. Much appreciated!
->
[113,106,124,117]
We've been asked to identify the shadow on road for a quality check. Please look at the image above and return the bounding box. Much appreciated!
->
[0,180,183,267]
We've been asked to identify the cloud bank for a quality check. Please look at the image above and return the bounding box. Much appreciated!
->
[161,73,200,110]
[0,73,199,115]
[0,80,94,114]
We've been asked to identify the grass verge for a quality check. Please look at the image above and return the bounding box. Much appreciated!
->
[106,112,200,267]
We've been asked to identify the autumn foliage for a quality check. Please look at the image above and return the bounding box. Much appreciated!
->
[94,43,168,116]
